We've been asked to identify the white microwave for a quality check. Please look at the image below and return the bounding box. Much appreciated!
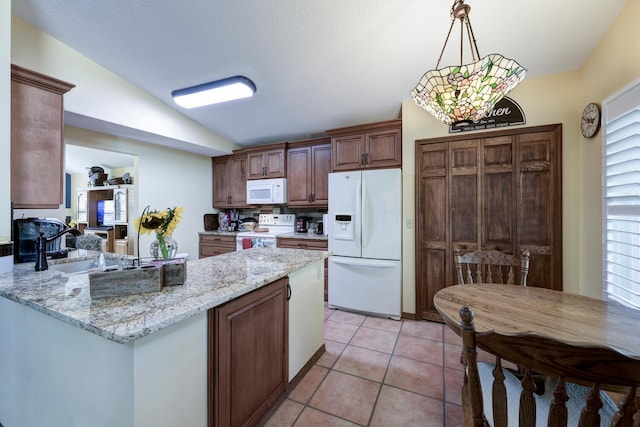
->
[246,178,287,204]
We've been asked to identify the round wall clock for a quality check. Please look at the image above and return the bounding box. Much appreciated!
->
[580,102,601,138]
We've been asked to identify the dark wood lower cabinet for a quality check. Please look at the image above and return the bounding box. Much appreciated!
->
[199,234,236,258]
[208,278,288,427]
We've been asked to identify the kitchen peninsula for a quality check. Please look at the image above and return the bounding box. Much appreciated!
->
[0,247,328,427]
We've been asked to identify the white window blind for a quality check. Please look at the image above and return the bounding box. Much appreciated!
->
[603,80,640,309]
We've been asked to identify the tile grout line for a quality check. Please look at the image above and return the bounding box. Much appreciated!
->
[287,307,459,426]
[302,313,377,427]
[364,317,404,427]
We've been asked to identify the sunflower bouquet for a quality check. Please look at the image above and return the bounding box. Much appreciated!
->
[135,206,184,259]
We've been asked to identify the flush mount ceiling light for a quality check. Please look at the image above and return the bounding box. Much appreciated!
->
[172,75,256,109]
[411,0,526,127]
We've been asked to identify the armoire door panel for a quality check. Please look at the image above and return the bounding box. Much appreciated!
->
[451,175,477,243]
[520,171,551,245]
[519,132,552,162]
[421,249,446,321]
[420,145,447,176]
[483,173,513,246]
[451,143,478,171]
[421,177,447,242]
[527,253,552,289]
[483,143,513,168]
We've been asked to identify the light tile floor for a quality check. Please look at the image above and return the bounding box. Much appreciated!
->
[264,304,467,427]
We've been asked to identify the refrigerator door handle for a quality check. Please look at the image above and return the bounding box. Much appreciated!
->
[356,177,362,252]
[362,177,367,251]
[331,258,396,268]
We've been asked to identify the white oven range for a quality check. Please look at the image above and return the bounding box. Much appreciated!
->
[235,214,295,250]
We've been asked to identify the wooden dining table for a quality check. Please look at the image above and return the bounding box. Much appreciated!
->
[433,284,640,360]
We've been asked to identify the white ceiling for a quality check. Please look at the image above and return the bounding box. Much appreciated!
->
[12,0,628,150]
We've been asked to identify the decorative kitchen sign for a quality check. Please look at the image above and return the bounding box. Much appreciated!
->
[448,97,525,133]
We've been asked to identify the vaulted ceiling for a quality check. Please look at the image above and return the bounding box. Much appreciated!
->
[12,0,628,149]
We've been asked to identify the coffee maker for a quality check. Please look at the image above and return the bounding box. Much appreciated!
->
[295,216,312,233]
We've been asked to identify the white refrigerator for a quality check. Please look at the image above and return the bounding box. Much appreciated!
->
[328,168,402,319]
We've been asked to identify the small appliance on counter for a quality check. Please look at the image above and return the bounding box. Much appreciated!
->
[296,216,312,233]
[13,218,68,263]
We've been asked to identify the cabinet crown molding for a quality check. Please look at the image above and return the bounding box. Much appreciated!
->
[11,64,75,95]
[326,119,401,136]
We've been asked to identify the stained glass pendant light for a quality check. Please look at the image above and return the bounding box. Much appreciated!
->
[411,0,526,127]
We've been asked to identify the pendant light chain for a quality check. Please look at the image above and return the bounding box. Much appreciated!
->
[410,0,527,127]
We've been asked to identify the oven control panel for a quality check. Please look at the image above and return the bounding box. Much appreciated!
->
[258,214,295,226]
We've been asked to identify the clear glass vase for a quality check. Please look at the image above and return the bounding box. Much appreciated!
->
[150,234,178,259]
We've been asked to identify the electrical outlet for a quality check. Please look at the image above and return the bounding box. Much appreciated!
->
[407,219,414,229]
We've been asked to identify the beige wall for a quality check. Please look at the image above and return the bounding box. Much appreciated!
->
[402,0,640,313]
[578,0,640,298]
[0,0,10,240]
[64,127,212,259]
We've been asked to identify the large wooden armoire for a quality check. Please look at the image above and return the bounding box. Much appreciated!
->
[415,124,562,321]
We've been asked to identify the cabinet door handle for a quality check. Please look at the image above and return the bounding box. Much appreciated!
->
[311,193,315,202]
[287,284,292,301]
[360,153,365,165]
[366,153,371,164]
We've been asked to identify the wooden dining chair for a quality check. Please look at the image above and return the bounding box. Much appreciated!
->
[454,249,530,286]
[458,305,640,427]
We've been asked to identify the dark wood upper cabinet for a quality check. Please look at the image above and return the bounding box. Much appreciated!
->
[11,64,75,209]
[327,119,402,171]
[246,143,287,179]
[287,138,331,206]
[415,124,562,321]
[212,152,250,208]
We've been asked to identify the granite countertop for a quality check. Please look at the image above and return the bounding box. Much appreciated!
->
[277,232,328,241]
[0,247,328,344]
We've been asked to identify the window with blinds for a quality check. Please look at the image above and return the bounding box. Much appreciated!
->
[603,80,640,309]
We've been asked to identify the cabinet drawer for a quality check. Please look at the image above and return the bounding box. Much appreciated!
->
[277,238,327,250]
[200,234,236,244]
[199,234,236,259]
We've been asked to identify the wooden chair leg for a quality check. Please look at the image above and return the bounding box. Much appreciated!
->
[579,384,603,427]
[547,378,568,427]
[610,386,638,427]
